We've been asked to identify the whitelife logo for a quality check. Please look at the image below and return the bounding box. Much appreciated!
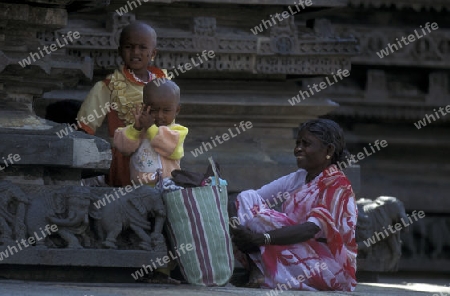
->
[152,50,215,87]
[18,31,81,67]
[190,121,253,157]
[288,69,349,106]
[115,0,147,16]
[0,153,21,171]
[56,102,118,139]
[414,104,450,130]
[376,22,439,59]
[265,262,329,296]
[131,243,194,280]
[229,192,290,229]
[0,224,58,261]
[337,140,388,170]
[250,0,313,35]
[362,210,425,248]
[93,174,156,210]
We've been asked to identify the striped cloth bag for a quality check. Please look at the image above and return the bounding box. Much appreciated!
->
[163,157,234,286]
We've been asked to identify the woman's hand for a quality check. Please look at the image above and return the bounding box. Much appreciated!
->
[230,225,263,253]
[231,222,321,252]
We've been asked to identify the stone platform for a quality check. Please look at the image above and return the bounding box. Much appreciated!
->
[0,278,449,296]
[0,249,166,267]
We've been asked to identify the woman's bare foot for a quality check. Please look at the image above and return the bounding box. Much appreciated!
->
[246,265,264,288]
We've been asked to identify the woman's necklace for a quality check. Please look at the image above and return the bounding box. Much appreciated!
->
[128,69,151,84]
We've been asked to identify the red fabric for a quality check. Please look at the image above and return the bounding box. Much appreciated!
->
[78,122,94,135]
[107,147,132,187]
[106,109,131,186]
[235,165,357,291]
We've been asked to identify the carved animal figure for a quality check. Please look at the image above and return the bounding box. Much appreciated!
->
[26,187,90,248]
[402,217,450,259]
[0,181,28,245]
[356,196,409,271]
[46,193,91,248]
[92,186,166,251]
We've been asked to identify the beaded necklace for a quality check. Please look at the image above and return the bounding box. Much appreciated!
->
[128,68,151,84]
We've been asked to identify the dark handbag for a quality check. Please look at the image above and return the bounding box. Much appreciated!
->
[171,161,221,187]
[170,170,205,187]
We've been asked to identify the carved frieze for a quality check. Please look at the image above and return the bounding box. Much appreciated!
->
[192,16,217,51]
[37,14,358,75]
[401,216,450,260]
[0,1,94,95]
[269,18,298,55]
[334,24,450,68]
[255,56,351,75]
[347,0,449,12]
[302,68,450,120]
[0,181,167,253]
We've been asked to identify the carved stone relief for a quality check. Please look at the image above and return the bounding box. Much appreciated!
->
[192,16,218,51]
[269,18,298,55]
[91,186,166,252]
[255,56,351,75]
[356,196,408,272]
[0,181,167,253]
[401,216,450,260]
[35,13,358,75]
[309,66,449,120]
[334,25,450,67]
[347,0,448,12]
[0,181,28,245]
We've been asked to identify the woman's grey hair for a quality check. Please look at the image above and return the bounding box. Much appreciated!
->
[298,119,350,165]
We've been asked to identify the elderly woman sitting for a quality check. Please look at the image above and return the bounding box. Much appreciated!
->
[229,119,357,291]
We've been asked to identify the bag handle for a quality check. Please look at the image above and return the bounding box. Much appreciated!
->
[208,156,222,192]
[156,168,164,193]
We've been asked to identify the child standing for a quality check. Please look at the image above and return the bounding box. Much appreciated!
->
[76,21,166,186]
[113,80,188,186]
[115,80,187,283]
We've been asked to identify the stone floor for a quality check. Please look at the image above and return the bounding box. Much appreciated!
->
[0,276,449,296]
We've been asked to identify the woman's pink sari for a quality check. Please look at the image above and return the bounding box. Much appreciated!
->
[235,165,357,291]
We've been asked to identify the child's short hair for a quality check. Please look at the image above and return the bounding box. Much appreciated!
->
[143,80,180,105]
[119,21,157,46]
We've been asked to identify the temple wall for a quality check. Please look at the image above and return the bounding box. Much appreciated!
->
[1,0,448,275]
